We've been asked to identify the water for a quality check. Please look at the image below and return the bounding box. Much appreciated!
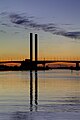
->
[0,70,80,120]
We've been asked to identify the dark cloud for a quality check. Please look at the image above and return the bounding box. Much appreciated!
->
[9,13,80,39]
[9,13,33,26]
[61,23,73,26]
[1,12,80,39]
[0,11,8,16]
[62,31,80,39]
[0,30,6,33]
[1,23,11,27]
[14,31,20,34]
[9,13,63,33]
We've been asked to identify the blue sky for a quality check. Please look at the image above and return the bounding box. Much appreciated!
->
[0,0,80,60]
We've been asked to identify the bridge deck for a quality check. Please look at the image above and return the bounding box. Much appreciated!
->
[0,60,80,64]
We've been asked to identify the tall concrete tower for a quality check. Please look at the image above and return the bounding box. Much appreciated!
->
[30,33,38,69]
[30,33,33,69]
[35,34,38,68]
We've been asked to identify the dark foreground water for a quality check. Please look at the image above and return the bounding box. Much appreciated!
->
[0,70,80,120]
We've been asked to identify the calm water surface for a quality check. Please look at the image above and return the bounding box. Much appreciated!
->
[0,70,80,120]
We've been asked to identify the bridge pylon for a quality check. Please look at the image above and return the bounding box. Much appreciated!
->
[76,62,79,70]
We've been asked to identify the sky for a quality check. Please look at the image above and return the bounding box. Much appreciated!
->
[0,0,80,61]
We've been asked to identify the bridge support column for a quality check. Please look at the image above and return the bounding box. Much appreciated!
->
[76,62,79,69]
[43,63,46,68]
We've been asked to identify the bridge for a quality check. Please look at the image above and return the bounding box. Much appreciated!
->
[0,60,80,69]
[0,33,80,70]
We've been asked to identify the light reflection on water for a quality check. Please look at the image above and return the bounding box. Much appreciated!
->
[0,70,80,120]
